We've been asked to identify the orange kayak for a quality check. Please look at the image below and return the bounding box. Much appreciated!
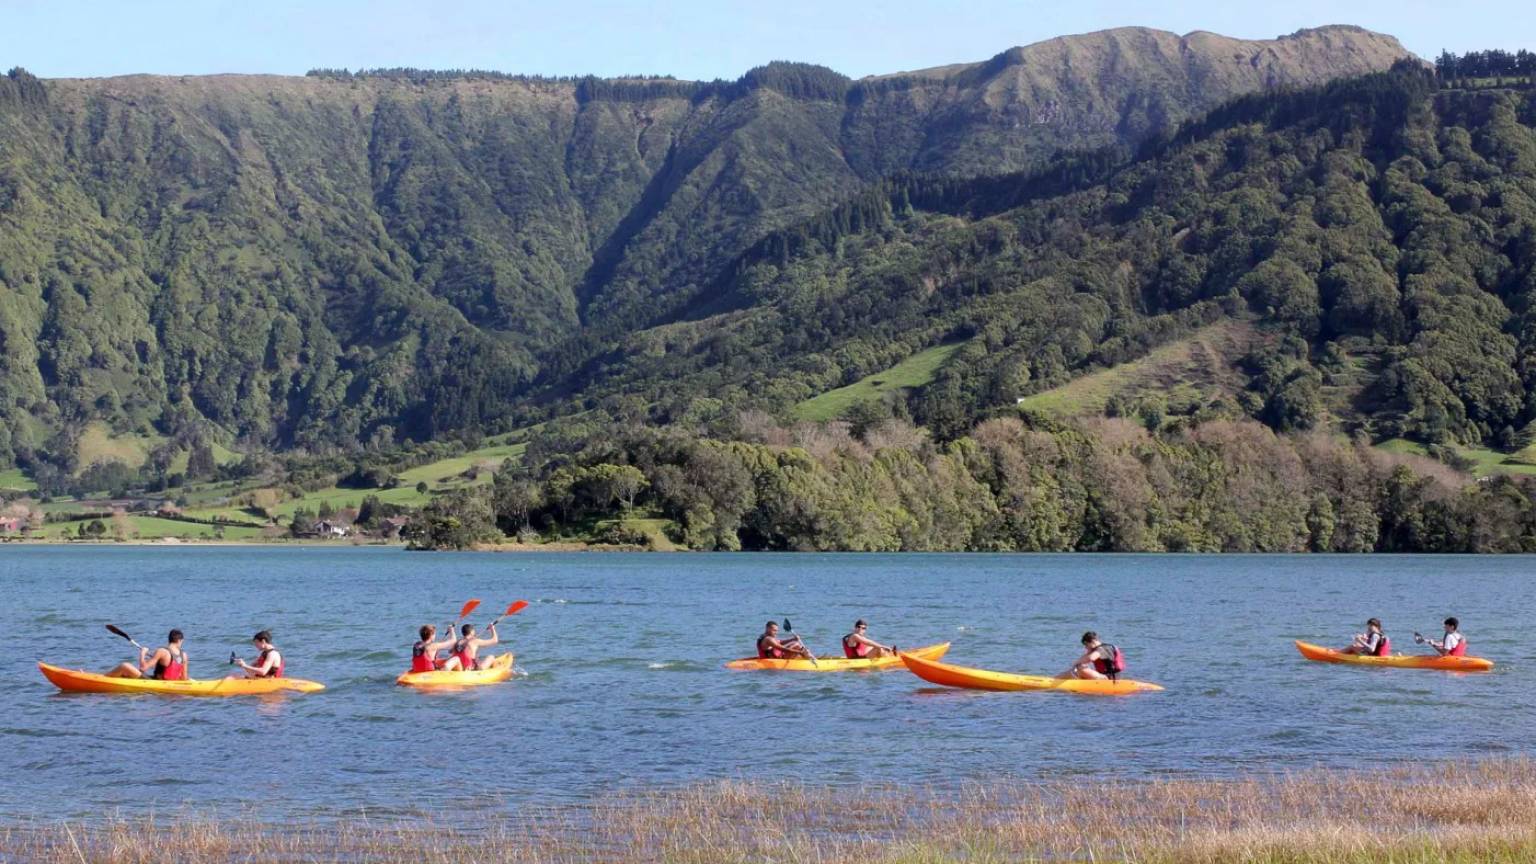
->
[725,642,949,671]
[899,651,1163,695]
[396,653,515,688]
[1294,641,1493,672]
[39,662,325,696]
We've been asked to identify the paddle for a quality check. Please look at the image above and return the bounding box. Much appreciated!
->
[783,618,817,667]
[486,600,529,630]
[105,624,146,652]
[446,598,482,637]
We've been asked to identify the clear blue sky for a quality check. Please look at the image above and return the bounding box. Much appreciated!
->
[3,0,1532,80]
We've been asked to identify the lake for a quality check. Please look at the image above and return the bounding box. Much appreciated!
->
[0,547,1530,819]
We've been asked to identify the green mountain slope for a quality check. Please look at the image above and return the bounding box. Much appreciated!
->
[0,26,1410,468]
[580,64,1536,451]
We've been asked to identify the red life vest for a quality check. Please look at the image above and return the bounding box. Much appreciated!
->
[154,647,186,681]
[257,647,284,678]
[452,640,477,671]
[843,635,870,659]
[1092,644,1127,680]
[1447,636,1467,657]
[1372,636,1391,657]
[757,636,785,659]
[410,641,441,673]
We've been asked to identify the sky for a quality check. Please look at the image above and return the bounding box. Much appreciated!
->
[2,0,1533,81]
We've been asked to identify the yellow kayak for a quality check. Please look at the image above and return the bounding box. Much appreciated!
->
[396,653,515,688]
[1294,641,1493,672]
[39,662,325,696]
[725,642,950,671]
[900,651,1163,695]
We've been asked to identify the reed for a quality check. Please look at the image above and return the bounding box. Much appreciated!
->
[6,759,1535,863]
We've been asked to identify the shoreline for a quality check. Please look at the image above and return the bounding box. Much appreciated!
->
[5,759,1534,862]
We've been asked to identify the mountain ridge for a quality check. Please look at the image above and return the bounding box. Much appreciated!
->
[0,26,1416,467]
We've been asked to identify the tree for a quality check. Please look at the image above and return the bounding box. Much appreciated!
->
[403,490,499,550]
[186,442,216,479]
[493,472,544,529]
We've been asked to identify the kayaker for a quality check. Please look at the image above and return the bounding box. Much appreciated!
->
[440,622,500,671]
[410,624,457,673]
[1342,618,1390,656]
[1421,617,1467,657]
[842,619,895,659]
[105,629,188,680]
[232,630,284,678]
[1063,631,1125,681]
[757,620,812,660]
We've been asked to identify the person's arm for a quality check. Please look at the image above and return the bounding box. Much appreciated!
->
[238,651,277,677]
[431,637,457,653]
[477,626,499,648]
[855,633,892,652]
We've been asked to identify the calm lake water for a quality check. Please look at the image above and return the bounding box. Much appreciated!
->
[0,547,1531,819]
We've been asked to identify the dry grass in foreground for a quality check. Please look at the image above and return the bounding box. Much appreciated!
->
[5,759,1536,863]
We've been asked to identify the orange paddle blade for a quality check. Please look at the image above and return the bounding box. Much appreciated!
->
[503,600,529,617]
[458,599,482,620]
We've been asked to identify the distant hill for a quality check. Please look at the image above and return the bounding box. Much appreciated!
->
[0,26,1413,470]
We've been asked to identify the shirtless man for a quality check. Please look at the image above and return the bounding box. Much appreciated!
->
[105,629,188,680]
[756,620,812,660]
[842,619,895,659]
[232,630,284,678]
[440,622,500,671]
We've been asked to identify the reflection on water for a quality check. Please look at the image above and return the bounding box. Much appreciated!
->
[0,546,1531,818]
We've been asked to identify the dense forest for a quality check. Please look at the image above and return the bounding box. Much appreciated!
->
[410,416,1536,553]
[0,26,1410,473]
[11,28,1536,553]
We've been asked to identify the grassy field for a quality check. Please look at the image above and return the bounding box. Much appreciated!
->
[174,438,529,522]
[74,421,158,470]
[396,440,526,485]
[7,759,1536,862]
[1376,438,1536,477]
[42,515,267,541]
[167,441,243,475]
[0,467,35,492]
[795,342,965,421]
[1017,320,1259,417]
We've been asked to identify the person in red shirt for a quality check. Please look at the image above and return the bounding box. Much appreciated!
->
[756,620,812,660]
[842,619,895,659]
[232,630,284,678]
[409,624,458,673]
[105,629,187,680]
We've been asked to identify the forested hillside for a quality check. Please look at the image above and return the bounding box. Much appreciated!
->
[576,60,1536,455]
[0,26,1410,474]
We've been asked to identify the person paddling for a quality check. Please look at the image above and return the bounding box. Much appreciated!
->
[1063,631,1125,681]
[1419,617,1467,657]
[440,622,500,671]
[757,620,812,660]
[410,624,457,673]
[1342,618,1389,656]
[842,619,895,659]
[231,630,284,678]
[105,629,188,680]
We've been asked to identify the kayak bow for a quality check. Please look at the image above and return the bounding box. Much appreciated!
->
[725,642,950,671]
[900,651,1163,695]
[1294,641,1493,672]
[39,662,325,696]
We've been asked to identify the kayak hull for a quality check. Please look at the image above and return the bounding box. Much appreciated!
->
[396,653,515,688]
[900,652,1163,695]
[1294,641,1493,672]
[39,662,325,696]
[725,642,950,671]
